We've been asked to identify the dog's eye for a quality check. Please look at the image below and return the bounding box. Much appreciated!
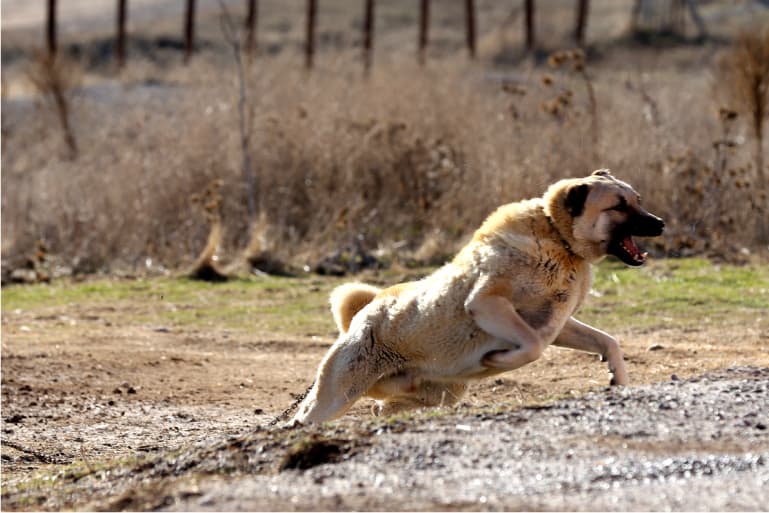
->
[607,198,628,212]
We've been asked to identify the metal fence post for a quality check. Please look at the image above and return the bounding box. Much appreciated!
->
[575,0,589,47]
[305,0,317,69]
[363,0,375,74]
[465,0,476,58]
[418,0,429,65]
[47,0,58,57]
[245,0,258,55]
[116,0,127,68]
[184,0,196,64]
[525,0,535,51]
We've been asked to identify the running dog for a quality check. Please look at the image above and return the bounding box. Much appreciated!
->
[292,170,664,424]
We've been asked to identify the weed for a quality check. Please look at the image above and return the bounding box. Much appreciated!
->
[189,179,228,282]
[543,48,599,165]
[24,50,81,159]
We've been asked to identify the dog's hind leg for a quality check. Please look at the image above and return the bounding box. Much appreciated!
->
[291,328,399,425]
[366,372,420,399]
[374,381,468,417]
[552,317,628,386]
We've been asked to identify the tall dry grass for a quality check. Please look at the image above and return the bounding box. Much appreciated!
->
[2,38,768,280]
[24,51,82,159]
[715,26,769,186]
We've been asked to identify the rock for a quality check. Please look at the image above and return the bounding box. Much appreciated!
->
[314,235,382,276]
[6,414,25,424]
[9,269,37,284]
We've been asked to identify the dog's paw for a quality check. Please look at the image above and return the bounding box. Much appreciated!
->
[609,372,628,387]
[283,418,304,430]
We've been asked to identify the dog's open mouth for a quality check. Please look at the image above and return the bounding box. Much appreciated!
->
[608,234,648,267]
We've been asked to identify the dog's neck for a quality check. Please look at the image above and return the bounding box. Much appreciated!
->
[545,213,575,256]
[541,192,598,263]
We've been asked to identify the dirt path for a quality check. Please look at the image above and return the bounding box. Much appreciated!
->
[162,367,769,512]
[1,279,768,510]
[3,360,768,510]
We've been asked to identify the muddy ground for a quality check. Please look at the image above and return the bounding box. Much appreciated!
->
[1,288,768,510]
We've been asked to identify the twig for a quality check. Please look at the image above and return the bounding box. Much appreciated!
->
[79,444,95,474]
[218,0,257,222]
[1,439,56,464]
[577,66,599,166]
[267,381,315,427]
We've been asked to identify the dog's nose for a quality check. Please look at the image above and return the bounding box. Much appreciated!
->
[634,212,665,237]
[648,215,664,236]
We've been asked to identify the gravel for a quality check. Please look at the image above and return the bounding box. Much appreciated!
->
[161,367,769,511]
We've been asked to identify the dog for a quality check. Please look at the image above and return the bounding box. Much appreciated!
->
[291,170,664,424]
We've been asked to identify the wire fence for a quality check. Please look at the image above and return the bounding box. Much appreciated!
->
[39,0,596,70]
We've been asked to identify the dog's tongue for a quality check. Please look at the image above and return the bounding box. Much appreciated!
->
[622,235,642,259]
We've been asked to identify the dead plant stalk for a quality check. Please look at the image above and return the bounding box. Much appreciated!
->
[26,52,79,158]
[219,0,257,221]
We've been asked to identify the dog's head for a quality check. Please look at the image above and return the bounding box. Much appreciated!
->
[544,169,665,266]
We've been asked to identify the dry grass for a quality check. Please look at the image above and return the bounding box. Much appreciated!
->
[715,26,769,186]
[2,11,768,278]
[24,51,82,159]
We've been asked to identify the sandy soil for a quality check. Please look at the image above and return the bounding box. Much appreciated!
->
[1,292,768,510]
[164,367,769,512]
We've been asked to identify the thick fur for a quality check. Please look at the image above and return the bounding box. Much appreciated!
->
[292,170,664,424]
[329,282,381,334]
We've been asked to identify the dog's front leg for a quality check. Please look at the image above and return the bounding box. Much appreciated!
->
[465,278,546,371]
[552,317,628,386]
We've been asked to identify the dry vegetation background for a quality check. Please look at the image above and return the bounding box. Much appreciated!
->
[2,0,769,281]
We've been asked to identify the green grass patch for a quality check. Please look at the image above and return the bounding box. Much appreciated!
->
[581,258,769,331]
[2,258,767,336]
[1,274,344,336]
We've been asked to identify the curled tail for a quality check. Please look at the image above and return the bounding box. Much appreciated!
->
[330,282,381,334]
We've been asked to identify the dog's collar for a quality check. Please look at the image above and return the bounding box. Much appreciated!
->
[545,214,575,256]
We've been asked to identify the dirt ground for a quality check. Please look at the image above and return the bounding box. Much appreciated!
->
[1,284,768,510]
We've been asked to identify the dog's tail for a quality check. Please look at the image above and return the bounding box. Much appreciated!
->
[330,282,381,334]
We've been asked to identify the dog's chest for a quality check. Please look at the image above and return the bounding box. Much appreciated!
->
[509,251,590,336]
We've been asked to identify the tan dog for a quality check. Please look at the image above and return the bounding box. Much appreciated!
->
[292,170,664,424]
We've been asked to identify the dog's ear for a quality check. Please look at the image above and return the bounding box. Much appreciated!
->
[592,169,612,177]
[565,183,590,217]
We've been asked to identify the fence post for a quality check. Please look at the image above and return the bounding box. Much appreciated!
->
[418,0,429,65]
[116,0,127,68]
[465,0,476,58]
[524,0,535,51]
[575,0,589,47]
[363,0,375,74]
[184,0,196,64]
[305,0,317,69]
[683,0,707,40]
[245,0,258,55]
[46,0,57,57]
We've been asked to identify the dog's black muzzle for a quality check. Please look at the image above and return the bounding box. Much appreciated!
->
[608,208,665,267]
[629,210,665,237]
